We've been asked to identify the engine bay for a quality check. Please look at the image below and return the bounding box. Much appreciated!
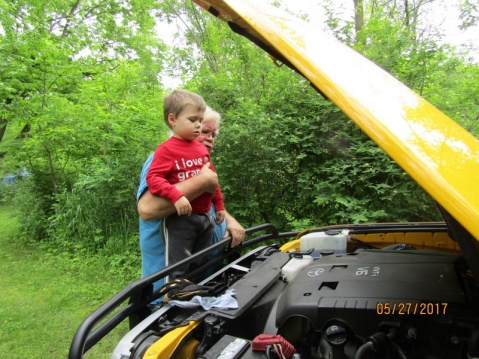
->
[126,243,479,359]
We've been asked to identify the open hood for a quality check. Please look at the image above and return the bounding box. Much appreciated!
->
[193,0,479,251]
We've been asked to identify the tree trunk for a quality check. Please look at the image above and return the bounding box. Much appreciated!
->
[404,0,410,26]
[0,119,6,142]
[353,0,365,40]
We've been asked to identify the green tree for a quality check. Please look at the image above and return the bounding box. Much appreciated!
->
[1,0,477,258]
[163,0,473,231]
[0,0,166,243]
[459,0,479,29]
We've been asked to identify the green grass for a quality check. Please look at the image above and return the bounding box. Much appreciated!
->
[0,205,137,358]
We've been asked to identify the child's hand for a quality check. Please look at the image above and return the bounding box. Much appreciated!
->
[174,196,192,216]
[215,210,225,224]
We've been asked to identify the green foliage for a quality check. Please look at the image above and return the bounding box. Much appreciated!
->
[0,0,476,264]
[13,177,56,241]
[213,96,439,231]
[0,183,15,204]
[422,57,479,136]
[459,0,479,30]
[48,156,141,253]
[8,60,164,244]
[1,0,166,249]
[166,4,444,231]
[350,5,479,137]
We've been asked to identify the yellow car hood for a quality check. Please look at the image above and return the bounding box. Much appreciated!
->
[193,0,479,244]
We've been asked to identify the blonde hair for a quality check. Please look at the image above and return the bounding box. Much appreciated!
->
[163,89,206,128]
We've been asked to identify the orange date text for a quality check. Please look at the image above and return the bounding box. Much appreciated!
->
[376,302,448,315]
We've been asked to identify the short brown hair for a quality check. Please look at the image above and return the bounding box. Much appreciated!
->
[163,89,206,128]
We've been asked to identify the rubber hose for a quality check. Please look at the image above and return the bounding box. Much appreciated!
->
[354,342,374,359]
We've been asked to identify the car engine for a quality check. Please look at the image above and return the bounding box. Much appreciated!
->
[274,249,479,358]
[199,247,479,359]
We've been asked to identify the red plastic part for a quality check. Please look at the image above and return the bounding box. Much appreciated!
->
[252,334,296,358]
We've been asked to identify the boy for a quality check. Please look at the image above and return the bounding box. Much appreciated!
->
[146,89,225,280]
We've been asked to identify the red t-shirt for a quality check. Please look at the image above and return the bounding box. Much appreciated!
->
[146,137,224,213]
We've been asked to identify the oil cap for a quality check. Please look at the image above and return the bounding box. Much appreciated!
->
[326,324,348,346]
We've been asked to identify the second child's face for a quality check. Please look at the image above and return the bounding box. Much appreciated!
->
[168,105,204,141]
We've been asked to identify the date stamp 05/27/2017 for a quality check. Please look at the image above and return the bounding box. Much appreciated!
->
[376,302,448,315]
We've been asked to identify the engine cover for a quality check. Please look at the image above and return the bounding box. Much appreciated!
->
[275,249,466,338]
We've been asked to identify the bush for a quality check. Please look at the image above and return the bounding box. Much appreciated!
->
[13,176,54,241]
[48,157,141,254]
[0,183,15,204]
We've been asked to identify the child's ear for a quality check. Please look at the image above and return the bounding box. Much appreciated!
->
[167,113,175,127]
